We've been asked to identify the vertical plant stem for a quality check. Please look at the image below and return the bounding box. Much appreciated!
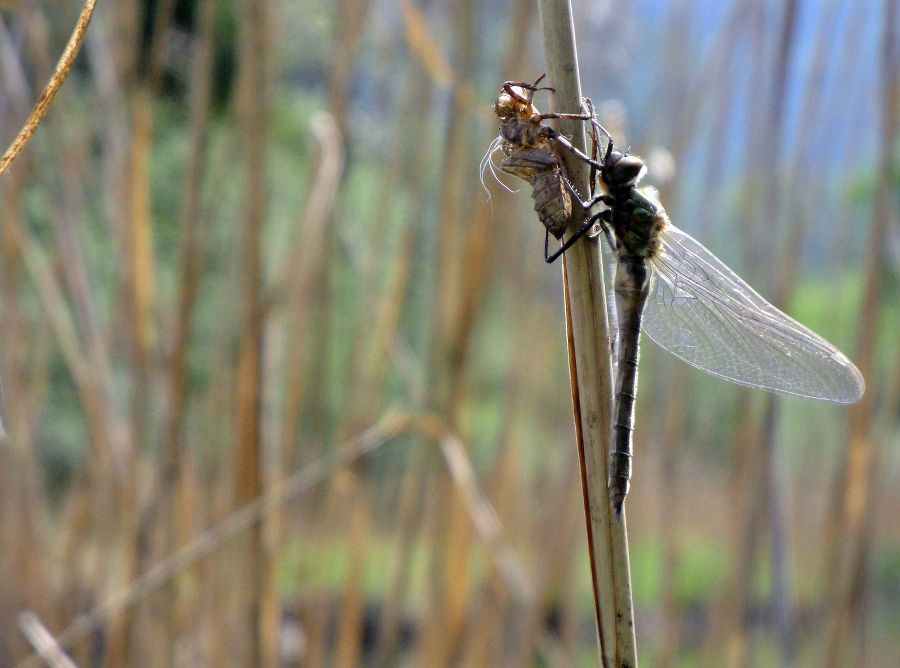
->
[705,393,764,666]
[275,112,343,465]
[157,0,217,656]
[825,0,897,663]
[759,2,800,660]
[538,1,636,665]
[333,474,370,668]
[235,0,275,663]
[0,167,53,663]
[371,447,429,666]
[419,0,492,663]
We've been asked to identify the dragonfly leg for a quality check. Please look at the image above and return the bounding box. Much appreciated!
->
[547,132,605,172]
[539,103,594,123]
[545,217,596,263]
[580,112,615,195]
[501,82,530,105]
[539,100,608,170]
[542,98,609,132]
[559,174,604,212]
[502,74,554,104]
[545,211,611,263]
[545,179,619,263]
[538,94,594,121]
[591,207,617,251]
[589,116,614,164]
[544,206,609,264]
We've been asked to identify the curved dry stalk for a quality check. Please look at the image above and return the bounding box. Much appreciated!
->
[12,408,540,667]
[16,612,77,668]
[435,430,537,607]
[13,412,410,668]
[0,0,98,180]
[537,1,637,665]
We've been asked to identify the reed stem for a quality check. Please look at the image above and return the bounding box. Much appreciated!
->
[538,1,637,665]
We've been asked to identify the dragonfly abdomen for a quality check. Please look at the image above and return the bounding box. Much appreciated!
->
[610,256,651,513]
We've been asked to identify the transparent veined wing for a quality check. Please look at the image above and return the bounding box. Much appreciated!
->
[641,223,864,404]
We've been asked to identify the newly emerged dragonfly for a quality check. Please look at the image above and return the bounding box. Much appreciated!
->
[488,75,604,262]
[488,78,864,514]
[582,125,865,513]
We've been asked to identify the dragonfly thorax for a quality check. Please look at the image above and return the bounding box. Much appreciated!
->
[606,189,668,259]
[596,148,666,259]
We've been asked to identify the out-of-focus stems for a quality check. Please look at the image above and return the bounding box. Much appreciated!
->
[234,0,275,663]
[824,0,897,663]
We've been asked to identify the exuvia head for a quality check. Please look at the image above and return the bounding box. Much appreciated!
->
[495,75,555,120]
[494,87,532,119]
[604,151,646,188]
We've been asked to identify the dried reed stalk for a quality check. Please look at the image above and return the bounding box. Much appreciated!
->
[0,167,54,663]
[824,0,897,663]
[370,446,429,667]
[17,612,77,668]
[13,413,409,668]
[357,59,432,668]
[756,2,801,661]
[0,0,97,179]
[417,2,499,664]
[155,0,217,656]
[333,473,371,668]
[538,1,636,665]
[234,0,275,663]
[274,111,343,469]
[698,5,765,664]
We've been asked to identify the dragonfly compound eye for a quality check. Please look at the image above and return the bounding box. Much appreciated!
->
[608,153,646,187]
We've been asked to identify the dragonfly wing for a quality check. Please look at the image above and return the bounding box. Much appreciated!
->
[642,223,865,404]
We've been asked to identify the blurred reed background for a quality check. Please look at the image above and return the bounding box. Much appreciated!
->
[0,0,897,666]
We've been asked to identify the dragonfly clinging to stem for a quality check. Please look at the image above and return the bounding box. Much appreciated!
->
[489,78,865,515]
[582,115,865,514]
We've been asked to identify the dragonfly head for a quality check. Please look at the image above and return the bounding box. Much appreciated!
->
[605,151,646,188]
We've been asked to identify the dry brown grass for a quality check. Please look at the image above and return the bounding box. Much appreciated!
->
[0,1,896,666]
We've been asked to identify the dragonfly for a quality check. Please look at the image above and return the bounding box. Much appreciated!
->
[488,75,604,263]
[579,124,866,513]
[488,78,864,513]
